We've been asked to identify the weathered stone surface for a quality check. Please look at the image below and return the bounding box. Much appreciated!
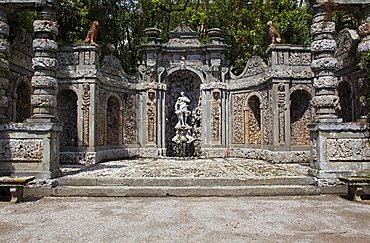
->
[311,95,338,108]
[32,57,58,70]
[357,39,370,52]
[313,76,338,88]
[0,20,9,36]
[0,139,43,161]
[33,39,58,52]
[311,39,336,52]
[310,22,335,36]
[33,20,58,36]
[311,58,338,71]
[31,76,57,88]
[327,138,370,161]
[31,95,56,107]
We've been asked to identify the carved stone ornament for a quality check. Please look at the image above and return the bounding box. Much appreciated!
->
[232,94,245,144]
[82,84,90,145]
[101,55,130,79]
[289,52,311,66]
[310,22,335,36]
[335,29,359,57]
[311,95,339,108]
[212,90,221,144]
[147,89,156,144]
[327,138,370,162]
[0,139,43,161]
[313,76,338,89]
[311,39,336,53]
[230,56,267,79]
[33,20,58,36]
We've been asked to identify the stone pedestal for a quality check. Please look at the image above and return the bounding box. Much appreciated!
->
[0,123,62,179]
[308,122,370,185]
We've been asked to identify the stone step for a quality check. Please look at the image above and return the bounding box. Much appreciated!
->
[57,176,315,187]
[52,185,320,197]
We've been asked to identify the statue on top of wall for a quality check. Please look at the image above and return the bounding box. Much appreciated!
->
[84,21,100,45]
[175,91,191,127]
[267,21,281,44]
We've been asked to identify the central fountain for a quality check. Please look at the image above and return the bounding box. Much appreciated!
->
[172,91,195,156]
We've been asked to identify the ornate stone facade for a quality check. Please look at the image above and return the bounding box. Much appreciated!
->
[0,1,369,182]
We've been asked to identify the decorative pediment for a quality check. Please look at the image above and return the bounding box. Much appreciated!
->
[166,25,201,46]
[230,56,267,79]
[101,55,132,81]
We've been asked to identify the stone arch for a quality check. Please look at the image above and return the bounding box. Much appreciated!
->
[244,94,262,144]
[290,90,312,146]
[13,76,31,122]
[337,80,353,122]
[57,89,78,147]
[165,66,206,84]
[106,94,122,145]
[165,70,202,156]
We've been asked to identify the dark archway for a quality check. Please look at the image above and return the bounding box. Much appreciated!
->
[244,95,262,144]
[15,81,31,122]
[165,70,202,156]
[290,90,311,146]
[337,81,352,122]
[57,89,78,147]
[106,96,121,145]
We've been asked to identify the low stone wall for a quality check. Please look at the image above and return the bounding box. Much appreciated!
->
[228,147,310,164]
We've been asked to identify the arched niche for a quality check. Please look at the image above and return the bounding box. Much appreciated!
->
[244,95,262,144]
[290,90,312,146]
[14,80,31,122]
[57,89,78,147]
[165,70,202,156]
[337,81,353,122]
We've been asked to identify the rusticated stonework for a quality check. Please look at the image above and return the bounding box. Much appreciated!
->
[0,139,43,161]
[232,94,245,144]
[82,84,90,145]
[327,139,370,162]
[122,93,136,144]
[289,52,311,66]
[290,90,312,146]
[106,96,120,145]
[57,89,78,147]
[212,90,221,144]
[98,88,108,146]
[245,95,262,144]
[147,89,156,144]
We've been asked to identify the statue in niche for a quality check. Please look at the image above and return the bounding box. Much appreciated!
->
[175,91,191,127]
[84,21,100,44]
[267,21,281,44]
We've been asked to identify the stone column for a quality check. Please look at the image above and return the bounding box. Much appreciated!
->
[0,7,9,123]
[30,4,58,122]
[310,3,339,122]
[357,7,370,53]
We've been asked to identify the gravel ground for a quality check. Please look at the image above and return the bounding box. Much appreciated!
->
[0,195,369,242]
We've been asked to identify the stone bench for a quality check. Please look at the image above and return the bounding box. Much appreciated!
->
[338,176,370,201]
[0,176,35,203]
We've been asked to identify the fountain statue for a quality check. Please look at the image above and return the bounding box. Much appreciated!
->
[172,92,194,155]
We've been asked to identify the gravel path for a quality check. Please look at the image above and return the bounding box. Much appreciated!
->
[0,195,369,242]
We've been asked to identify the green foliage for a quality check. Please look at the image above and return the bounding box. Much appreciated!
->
[8,10,36,34]
[57,0,312,74]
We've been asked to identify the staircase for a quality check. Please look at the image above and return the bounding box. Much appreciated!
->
[53,176,319,197]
